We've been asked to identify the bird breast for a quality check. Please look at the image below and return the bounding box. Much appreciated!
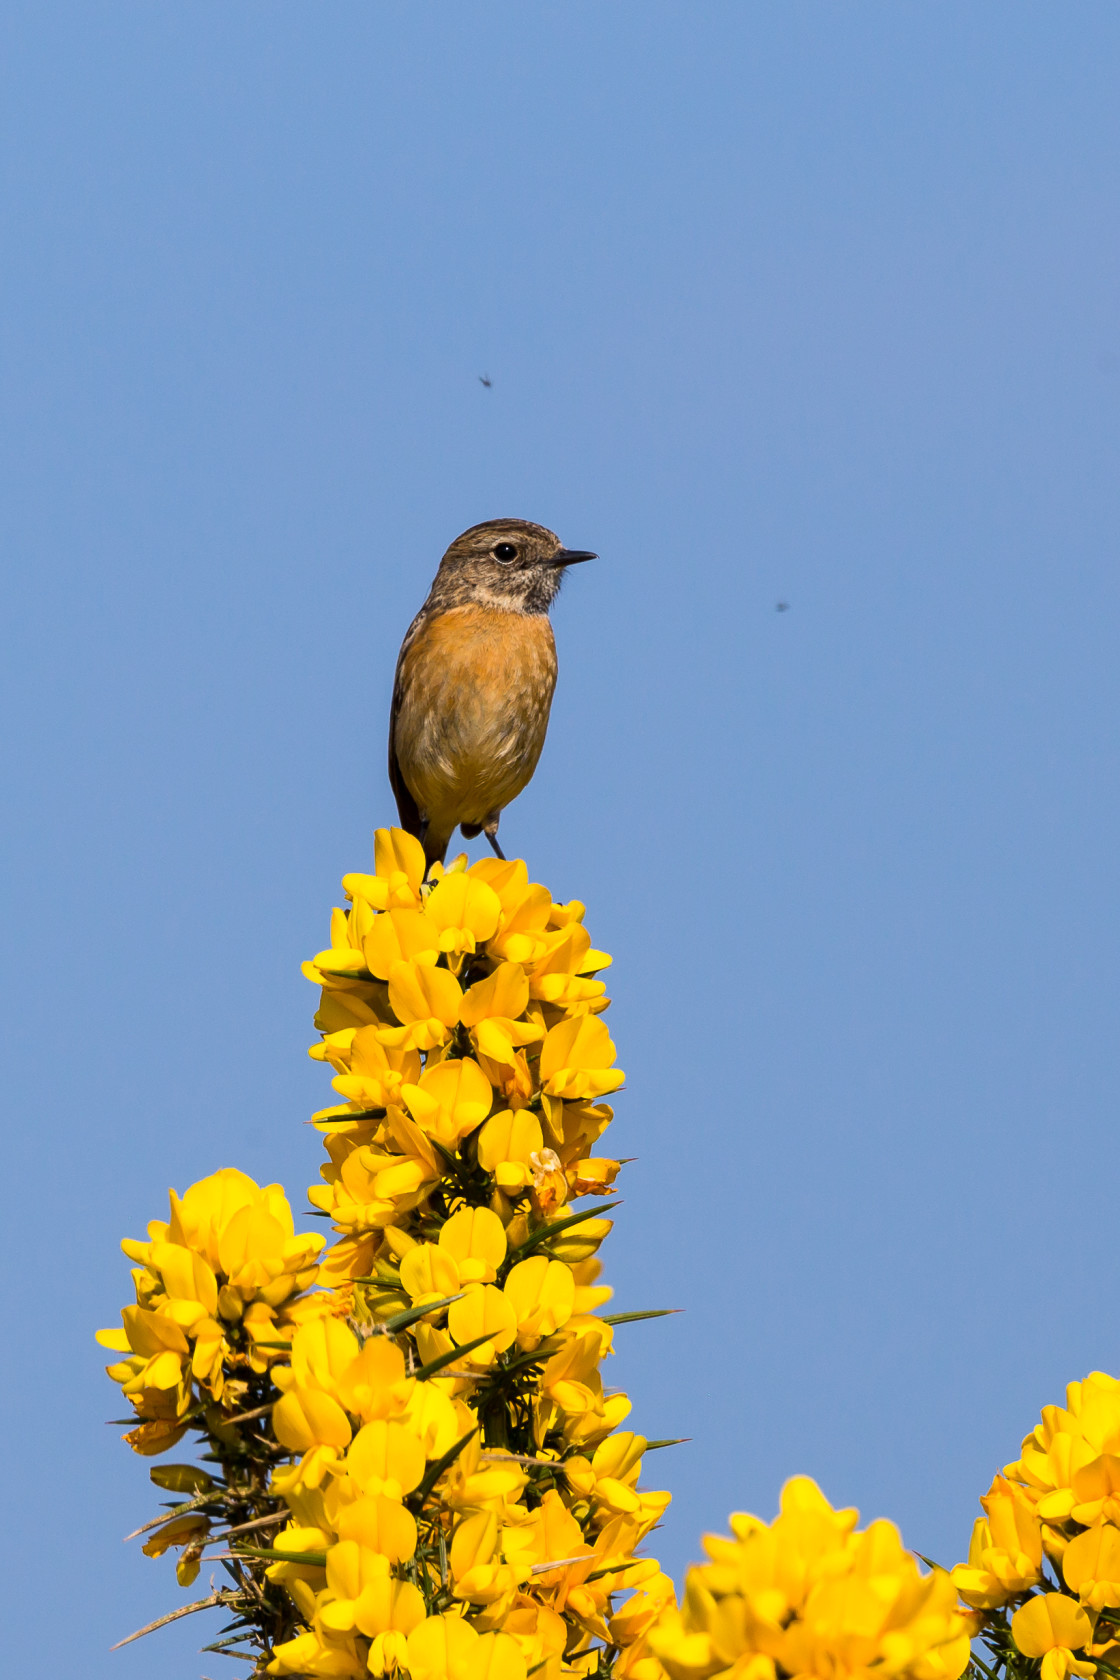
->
[394,605,559,824]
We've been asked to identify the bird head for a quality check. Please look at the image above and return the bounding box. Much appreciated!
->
[431,519,596,614]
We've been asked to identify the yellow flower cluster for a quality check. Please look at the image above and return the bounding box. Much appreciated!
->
[644,1476,972,1680]
[98,1168,325,1457]
[953,1370,1120,1680]
[262,1315,671,1680]
[100,830,671,1679]
[303,829,623,1279]
[262,830,669,1679]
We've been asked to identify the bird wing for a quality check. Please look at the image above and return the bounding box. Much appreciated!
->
[387,608,426,840]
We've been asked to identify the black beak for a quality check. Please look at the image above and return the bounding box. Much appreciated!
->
[552,548,597,566]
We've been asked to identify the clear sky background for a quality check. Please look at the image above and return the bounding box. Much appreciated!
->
[3,4,1119,1674]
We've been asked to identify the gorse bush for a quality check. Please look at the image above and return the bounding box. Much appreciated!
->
[98,830,1104,1680]
[101,831,671,1678]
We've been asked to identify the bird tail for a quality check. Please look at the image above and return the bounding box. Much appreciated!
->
[387,741,454,868]
[388,739,427,845]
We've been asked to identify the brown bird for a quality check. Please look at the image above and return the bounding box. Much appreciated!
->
[388,518,596,868]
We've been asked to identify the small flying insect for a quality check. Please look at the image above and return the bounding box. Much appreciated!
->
[479,374,492,388]
[776,601,790,612]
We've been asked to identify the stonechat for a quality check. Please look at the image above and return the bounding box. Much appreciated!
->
[388,518,596,867]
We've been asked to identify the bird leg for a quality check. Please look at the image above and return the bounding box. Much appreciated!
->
[484,820,506,861]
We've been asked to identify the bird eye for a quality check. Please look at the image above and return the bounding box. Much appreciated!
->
[493,542,518,563]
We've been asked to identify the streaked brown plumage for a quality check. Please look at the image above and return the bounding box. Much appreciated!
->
[388,518,596,867]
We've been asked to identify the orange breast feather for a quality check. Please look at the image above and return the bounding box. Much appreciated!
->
[394,605,558,829]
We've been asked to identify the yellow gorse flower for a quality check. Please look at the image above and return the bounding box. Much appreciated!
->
[644,1477,971,1680]
[1010,1595,1095,1680]
[953,1476,1044,1609]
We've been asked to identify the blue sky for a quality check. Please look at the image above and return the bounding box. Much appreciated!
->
[3,4,1120,1673]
